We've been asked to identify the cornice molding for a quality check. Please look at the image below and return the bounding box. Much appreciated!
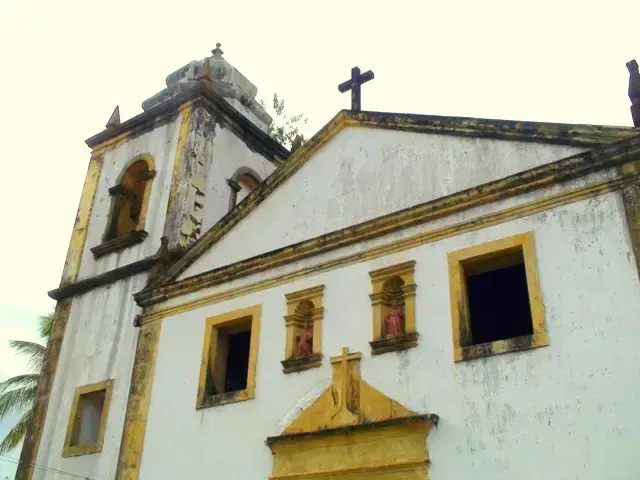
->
[134,134,640,307]
[85,81,289,165]
[137,174,635,325]
[90,230,148,259]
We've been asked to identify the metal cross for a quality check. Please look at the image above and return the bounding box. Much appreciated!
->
[338,66,374,112]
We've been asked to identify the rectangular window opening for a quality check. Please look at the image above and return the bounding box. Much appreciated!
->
[463,249,534,345]
[206,318,252,397]
[70,389,106,447]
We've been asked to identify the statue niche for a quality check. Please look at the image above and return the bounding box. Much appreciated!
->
[369,261,418,355]
[282,285,325,374]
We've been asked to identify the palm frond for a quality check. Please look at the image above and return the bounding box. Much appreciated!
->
[0,408,33,454]
[8,340,46,373]
[38,312,54,341]
[0,385,37,419]
[1,374,39,390]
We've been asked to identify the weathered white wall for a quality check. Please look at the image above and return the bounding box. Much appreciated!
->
[34,273,146,480]
[200,126,277,233]
[77,117,184,281]
[142,191,640,479]
[181,127,586,279]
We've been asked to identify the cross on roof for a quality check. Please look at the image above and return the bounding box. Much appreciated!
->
[338,66,374,112]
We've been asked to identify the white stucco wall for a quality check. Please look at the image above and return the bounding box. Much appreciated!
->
[142,191,640,479]
[181,128,586,279]
[34,273,146,480]
[77,116,184,281]
[200,126,277,234]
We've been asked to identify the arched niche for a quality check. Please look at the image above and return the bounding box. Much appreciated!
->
[91,154,156,258]
[226,166,262,211]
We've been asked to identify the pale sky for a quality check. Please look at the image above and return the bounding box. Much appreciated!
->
[0,0,638,472]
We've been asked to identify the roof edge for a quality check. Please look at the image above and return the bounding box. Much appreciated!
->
[345,110,638,147]
[146,108,638,287]
[146,109,351,286]
[85,81,289,164]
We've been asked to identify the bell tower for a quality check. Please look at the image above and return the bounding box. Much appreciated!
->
[17,44,288,480]
[67,43,288,283]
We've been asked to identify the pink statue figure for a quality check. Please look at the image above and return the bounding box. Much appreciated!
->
[296,322,313,357]
[384,307,404,337]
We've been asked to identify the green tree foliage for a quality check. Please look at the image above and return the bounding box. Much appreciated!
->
[0,312,54,454]
[261,93,308,150]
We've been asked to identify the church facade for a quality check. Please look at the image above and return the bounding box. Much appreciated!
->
[16,49,640,479]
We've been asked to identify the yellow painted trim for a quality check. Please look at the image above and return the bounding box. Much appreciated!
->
[281,347,420,436]
[16,300,73,480]
[619,160,640,279]
[269,424,431,479]
[283,285,325,367]
[447,231,547,361]
[62,379,114,457]
[164,105,193,238]
[139,176,629,325]
[196,305,261,409]
[270,460,428,480]
[61,152,105,283]
[115,321,162,479]
[270,347,435,479]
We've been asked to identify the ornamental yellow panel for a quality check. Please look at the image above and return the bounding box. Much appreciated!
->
[267,348,438,479]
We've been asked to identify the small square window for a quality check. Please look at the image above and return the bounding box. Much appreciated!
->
[448,232,548,361]
[205,320,251,396]
[63,380,114,457]
[197,306,260,409]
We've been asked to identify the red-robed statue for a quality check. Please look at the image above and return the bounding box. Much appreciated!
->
[384,307,404,337]
[296,322,313,357]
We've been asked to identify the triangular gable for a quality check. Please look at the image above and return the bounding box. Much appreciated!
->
[140,109,637,297]
[265,348,438,479]
[281,349,420,435]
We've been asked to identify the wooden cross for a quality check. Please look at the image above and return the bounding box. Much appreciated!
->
[338,66,374,112]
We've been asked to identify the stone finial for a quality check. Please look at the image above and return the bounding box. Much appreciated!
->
[628,59,640,127]
[211,42,224,58]
[106,106,120,129]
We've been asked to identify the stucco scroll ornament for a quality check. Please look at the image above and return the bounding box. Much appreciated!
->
[295,322,313,357]
[330,348,348,419]
[384,307,404,338]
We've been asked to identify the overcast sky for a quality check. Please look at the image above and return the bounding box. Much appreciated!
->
[0,0,638,473]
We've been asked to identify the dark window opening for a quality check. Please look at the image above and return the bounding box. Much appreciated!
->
[205,320,251,397]
[224,331,251,392]
[465,252,533,345]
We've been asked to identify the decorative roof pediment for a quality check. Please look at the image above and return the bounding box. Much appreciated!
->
[266,348,438,479]
[136,109,638,304]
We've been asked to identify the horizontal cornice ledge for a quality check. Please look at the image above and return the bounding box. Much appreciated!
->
[346,110,639,147]
[265,414,439,447]
[85,81,289,165]
[132,134,640,308]
[49,248,182,301]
